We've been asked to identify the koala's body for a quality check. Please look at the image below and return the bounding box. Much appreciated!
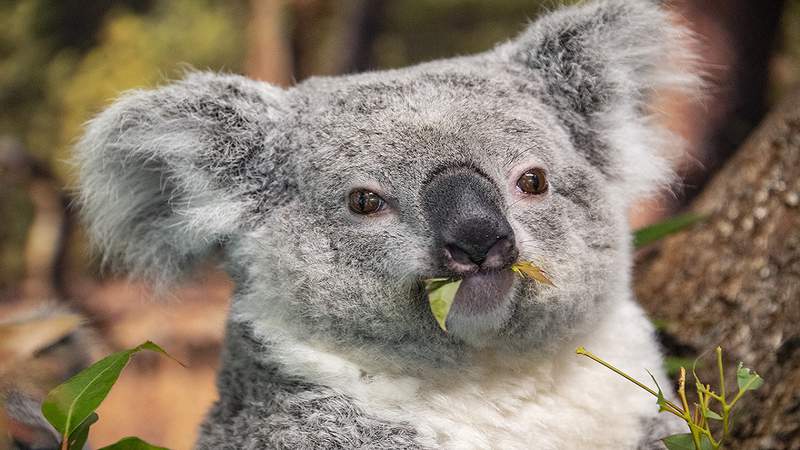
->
[76,0,695,448]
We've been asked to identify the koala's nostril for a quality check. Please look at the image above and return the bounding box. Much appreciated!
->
[444,234,517,273]
[444,244,478,267]
[482,237,518,270]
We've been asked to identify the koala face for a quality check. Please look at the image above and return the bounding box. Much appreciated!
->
[77,0,692,367]
[230,67,624,361]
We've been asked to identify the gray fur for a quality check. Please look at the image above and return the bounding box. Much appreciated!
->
[196,322,424,450]
[76,0,696,448]
[637,416,686,450]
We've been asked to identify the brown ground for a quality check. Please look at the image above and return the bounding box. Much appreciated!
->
[73,269,232,450]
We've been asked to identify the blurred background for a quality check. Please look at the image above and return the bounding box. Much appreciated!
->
[0,0,798,448]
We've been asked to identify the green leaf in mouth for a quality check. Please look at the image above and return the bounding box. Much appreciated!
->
[510,261,554,286]
[425,278,462,331]
[424,260,553,332]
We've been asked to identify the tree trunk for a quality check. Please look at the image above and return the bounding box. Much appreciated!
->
[635,88,800,449]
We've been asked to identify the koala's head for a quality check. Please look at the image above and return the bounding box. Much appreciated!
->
[77,0,694,365]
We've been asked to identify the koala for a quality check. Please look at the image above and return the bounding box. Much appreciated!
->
[76,0,696,448]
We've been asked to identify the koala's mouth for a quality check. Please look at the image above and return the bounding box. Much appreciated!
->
[449,270,516,315]
[443,269,517,339]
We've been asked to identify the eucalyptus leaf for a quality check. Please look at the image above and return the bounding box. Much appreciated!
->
[662,433,713,450]
[424,277,454,293]
[736,362,764,391]
[423,259,552,332]
[510,261,554,286]
[702,408,723,421]
[664,357,696,378]
[426,279,462,331]
[662,434,695,450]
[66,412,97,450]
[645,370,670,413]
[633,213,704,248]
[42,341,177,438]
[97,436,169,450]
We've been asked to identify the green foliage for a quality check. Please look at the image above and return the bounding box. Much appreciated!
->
[98,437,168,450]
[777,1,800,97]
[66,412,97,450]
[663,433,713,450]
[665,356,701,378]
[577,347,764,450]
[425,278,462,331]
[0,184,34,290]
[41,341,180,450]
[56,0,246,182]
[633,213,704,248]
[736,362,764,392]
[423,261,552,331]
[0,0,247,284]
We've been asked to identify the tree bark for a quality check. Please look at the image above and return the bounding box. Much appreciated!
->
[635,88,800,449]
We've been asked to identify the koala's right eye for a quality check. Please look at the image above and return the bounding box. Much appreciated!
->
[348,190,385,215]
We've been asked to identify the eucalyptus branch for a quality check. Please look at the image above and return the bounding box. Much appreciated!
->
[575,347,685,417]
[576,346,764,450]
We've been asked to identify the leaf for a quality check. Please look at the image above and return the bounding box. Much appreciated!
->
[97,436,169,450]
[736,362,764,391]
[662,434,695,450]
[42,350,128,437]
[646,370,671,413]
[135,341,185,367]
[702,408,723,421]
[66,412,97,450]
[662,433,713,450]
[511,261,554,286]
[423,278,454,293]
[426,279,462,331]
[664,357,697,378]
[41,341,178,438]
[633,213,704,248]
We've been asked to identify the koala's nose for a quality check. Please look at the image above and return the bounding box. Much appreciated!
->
[444,232,518,272]
[421,167,518,274]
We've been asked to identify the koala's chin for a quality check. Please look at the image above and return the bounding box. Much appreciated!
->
[443,270,517,346]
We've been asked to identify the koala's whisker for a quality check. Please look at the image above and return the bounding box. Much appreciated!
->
[505,196,529,212]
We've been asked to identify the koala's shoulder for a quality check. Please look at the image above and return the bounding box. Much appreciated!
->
[196,324,425,450]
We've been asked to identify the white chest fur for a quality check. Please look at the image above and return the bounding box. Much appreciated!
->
[238,299,672,450]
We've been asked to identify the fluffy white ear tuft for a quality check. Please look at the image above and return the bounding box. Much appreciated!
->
[75,72,289,286]
[497,0,700,201]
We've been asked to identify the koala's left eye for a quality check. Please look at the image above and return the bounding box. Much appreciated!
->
[516,168,549,195]
[348,189,385,215]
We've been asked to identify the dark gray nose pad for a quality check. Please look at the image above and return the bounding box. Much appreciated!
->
[421,167,518,274]
[482,237,518,270]
[444,235,518,272]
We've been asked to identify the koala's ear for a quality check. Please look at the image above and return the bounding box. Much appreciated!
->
[76,72,289,285]
[497,0,697,199]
